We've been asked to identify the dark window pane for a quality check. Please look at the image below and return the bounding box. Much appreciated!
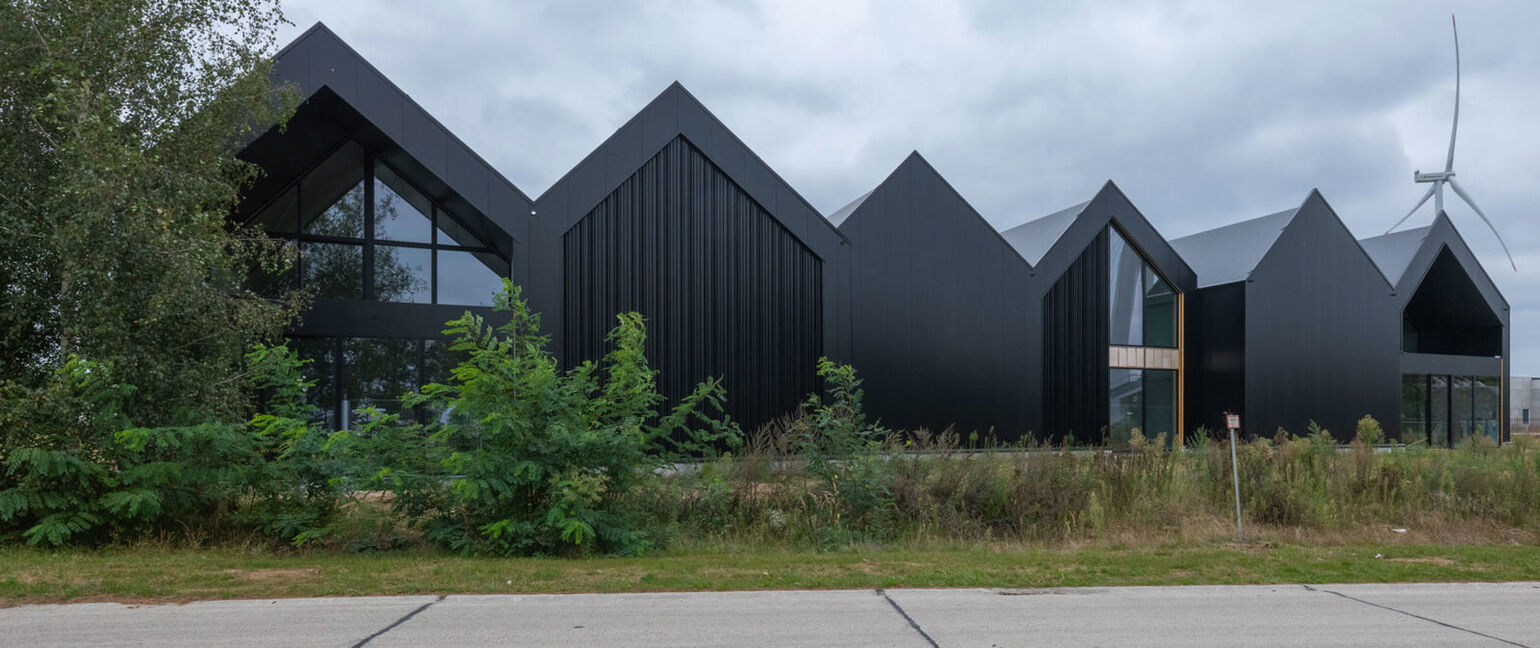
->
[247,238,299,298]
[437,208,492,249]
[1109,368,1143,444]
[302,241,364,299]
[422,339,468,424]
[1473,376,1499,442]
[1144,369,1177,443]
[300,142,367,237]
[1453,376,1473,445]
[342,338,420,426]
[375,245,431,303]
[1108,229,1144,346]
[1143,270,1177,348]
[1430,375,1450,447]
[374,163,433,243]
[250,184,298,233]
[294,337,337,430]
[437,249,505,306]
[1401,374,1427,445]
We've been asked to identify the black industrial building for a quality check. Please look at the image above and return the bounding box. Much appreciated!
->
[235,24,1510,444]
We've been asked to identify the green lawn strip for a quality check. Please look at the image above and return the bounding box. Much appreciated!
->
[2,544,1536,606]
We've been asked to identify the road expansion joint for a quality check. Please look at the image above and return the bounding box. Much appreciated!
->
[1302,585,1530,648]
[349,595,445,648]
[875,589,941,648]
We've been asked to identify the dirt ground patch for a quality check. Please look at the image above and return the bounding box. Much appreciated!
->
[222,568,319,583]
[1386,556,1457,567]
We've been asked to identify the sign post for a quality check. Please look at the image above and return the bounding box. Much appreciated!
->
[1226,413,1243,543]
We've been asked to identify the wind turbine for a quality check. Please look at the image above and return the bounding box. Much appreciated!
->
[1385,15,1517,271]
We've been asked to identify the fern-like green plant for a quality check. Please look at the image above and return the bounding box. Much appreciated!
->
[341,280,741,556]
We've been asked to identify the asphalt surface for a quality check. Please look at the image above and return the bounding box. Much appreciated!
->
[3,582,1537,647]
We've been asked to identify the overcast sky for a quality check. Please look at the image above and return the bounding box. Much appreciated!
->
[277,0,1539,375]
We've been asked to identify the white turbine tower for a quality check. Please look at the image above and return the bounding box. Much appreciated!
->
[1385,15,1517,271]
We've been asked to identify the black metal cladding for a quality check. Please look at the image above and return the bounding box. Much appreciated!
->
[1183,283,1245,432]
[1242,192,1400,440]
[836,154,1036,438]
[1043,229,1110,442]
[561,136,822,431]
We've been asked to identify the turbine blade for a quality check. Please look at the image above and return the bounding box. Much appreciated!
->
[1447,177,1518,271]
[1387,184,1437,234]
[1446,15,1460,173]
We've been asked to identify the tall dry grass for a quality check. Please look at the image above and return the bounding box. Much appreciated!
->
[623,422,1540,551]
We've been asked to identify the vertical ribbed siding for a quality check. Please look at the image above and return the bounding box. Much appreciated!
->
[562,136,822,431]
[1043,229,1110,441]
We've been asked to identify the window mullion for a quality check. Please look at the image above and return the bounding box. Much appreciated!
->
[363,159,376,300]
[431,205,439,304]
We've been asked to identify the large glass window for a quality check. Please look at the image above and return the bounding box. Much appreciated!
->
[1106,227,1179,445]
[343,337,420,423]
[1430,375,1450,447]
[1109,369,1143,444]
[295,337,340,430]
[373,163,433,244]
[375,245,431,304]
[1144,369,1177,441]
[1401,374,1428,444]
[1452,376,1473,444]
[1108,233,1143,346]
[438,250,505,307]
[295,336,457,430]
[1404,373,1503,447]
[1107,368,1176,445]
[249,140,508,306]
[1108,228,1176,348]
[1144,273,1177,348]
[1473,376,1499,442]
[302,241,364,299]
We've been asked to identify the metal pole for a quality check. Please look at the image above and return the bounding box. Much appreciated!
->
[1229,427,1243,543]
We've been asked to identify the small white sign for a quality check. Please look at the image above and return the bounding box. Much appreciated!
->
[1226,414,1241,430]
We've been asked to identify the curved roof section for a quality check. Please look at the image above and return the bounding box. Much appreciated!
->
[1359,225,1432,286]
[999,201,1089,266]
[1169,208,1295,288]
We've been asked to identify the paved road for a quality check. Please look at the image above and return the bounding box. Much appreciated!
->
[3,582,1537,647]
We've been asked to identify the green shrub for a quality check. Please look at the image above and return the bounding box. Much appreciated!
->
[337,281,740,557]
[0,346,343,547]
[1355,415,1384,446]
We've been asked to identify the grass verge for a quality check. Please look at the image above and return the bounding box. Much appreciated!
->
[3,543,1538,606]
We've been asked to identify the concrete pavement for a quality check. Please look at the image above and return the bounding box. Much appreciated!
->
[2,582,1536,647]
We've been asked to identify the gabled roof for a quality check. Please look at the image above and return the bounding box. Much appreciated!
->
[836,151,1032,268]
[244,23,532,243]
[533,82,847,259]
[1397,211,1509,311]
[1359,225,1432,286]
[1169,208,1295,288]
[1008,182,1196,294]
[1000,201,1090,266]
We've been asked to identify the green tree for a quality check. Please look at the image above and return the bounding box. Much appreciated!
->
[0,0,303,439]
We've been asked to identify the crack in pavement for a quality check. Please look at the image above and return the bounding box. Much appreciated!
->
[349,595,445,648]
[876,589,941,648]
[1302,585,1531,648]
